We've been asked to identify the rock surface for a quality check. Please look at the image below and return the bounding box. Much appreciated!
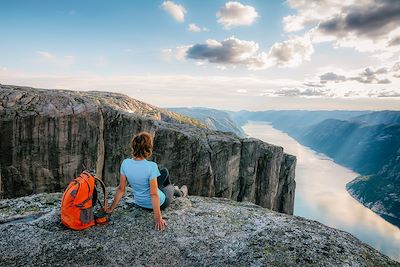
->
[0,189,397,266]
[0,84,295,214]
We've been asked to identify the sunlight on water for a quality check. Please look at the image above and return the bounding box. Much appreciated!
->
[243,121,400,261]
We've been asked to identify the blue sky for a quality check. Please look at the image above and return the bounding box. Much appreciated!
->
[1,0,399,110]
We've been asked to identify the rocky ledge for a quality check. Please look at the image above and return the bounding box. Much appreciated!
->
[0,85,296,215]
[0,188,397,266]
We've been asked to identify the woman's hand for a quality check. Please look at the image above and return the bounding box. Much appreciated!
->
[149,178,166,231]
[155,218,167,231]
[107,175,127,214]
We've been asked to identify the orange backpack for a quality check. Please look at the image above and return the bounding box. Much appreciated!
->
[61,171,108,230]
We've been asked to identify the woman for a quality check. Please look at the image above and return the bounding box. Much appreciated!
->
[107,132,188,231]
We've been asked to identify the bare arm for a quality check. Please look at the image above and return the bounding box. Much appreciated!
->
[150,178,167,231]
[107,175,127,213]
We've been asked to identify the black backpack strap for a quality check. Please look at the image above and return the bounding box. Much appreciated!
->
[95,177,107,210]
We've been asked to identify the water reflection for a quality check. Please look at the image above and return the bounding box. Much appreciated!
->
[243,121,400,261]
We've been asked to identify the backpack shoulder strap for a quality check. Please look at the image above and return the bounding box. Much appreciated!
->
[95,177,107,210]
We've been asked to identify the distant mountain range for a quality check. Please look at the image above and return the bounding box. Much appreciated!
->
[229,110,371,139]
[170,108,400,227]
[168,107,246,137]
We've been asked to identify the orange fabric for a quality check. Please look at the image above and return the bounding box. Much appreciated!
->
[61,171,96,230]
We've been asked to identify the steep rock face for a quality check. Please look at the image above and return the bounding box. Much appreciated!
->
[0,85,296,214]
[238,138,296,214]
[0,190,397,266]
[0,106,101,197]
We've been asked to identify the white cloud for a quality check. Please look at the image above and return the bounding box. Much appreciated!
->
[182,35,314,70]
[161,45,190,62]
[320,72,347,83]
[161,1,186,23]
[37,51,53,59]
[267,87,332,97]
[285,0,400,55]
[187,23,208,32]
[217,1,259,29]
[319,66,393,84]
[266,36,314,68]
[36,51,76,68]
[374,90,400,98]
[283,0,372,33]
[185,36,268,70]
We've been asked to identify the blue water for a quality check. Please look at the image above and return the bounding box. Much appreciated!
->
[243,121,400,262]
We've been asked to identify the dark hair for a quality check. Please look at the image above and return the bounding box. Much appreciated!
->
[131,132,153,159]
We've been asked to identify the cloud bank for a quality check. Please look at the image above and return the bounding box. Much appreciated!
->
[285,0,400,54]
[183,36,313,70]
[319,65,396,85]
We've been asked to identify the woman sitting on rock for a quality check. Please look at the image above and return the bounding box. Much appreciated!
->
[107,131,188,231]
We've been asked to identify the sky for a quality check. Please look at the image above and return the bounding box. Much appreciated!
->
[0,0,399,110]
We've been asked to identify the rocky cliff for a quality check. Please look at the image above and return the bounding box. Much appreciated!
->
[0,189,397,266]
[0,84,296,214]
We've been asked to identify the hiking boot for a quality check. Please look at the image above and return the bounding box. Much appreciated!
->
[180,185,188,197]
[173,186,182,197]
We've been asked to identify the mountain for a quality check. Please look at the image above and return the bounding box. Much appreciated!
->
[169,107,246,137]
[228,109,400,225]
[0,84,296,215]
[230,110,371,138]
[349,110,400,125]
[299,119,400,175]
[347,155,400,226]
[298,117,400,223]
[0,189,397,266]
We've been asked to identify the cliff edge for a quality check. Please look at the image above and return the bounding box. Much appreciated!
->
[0,84,295,214]
[0,189,397,266]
